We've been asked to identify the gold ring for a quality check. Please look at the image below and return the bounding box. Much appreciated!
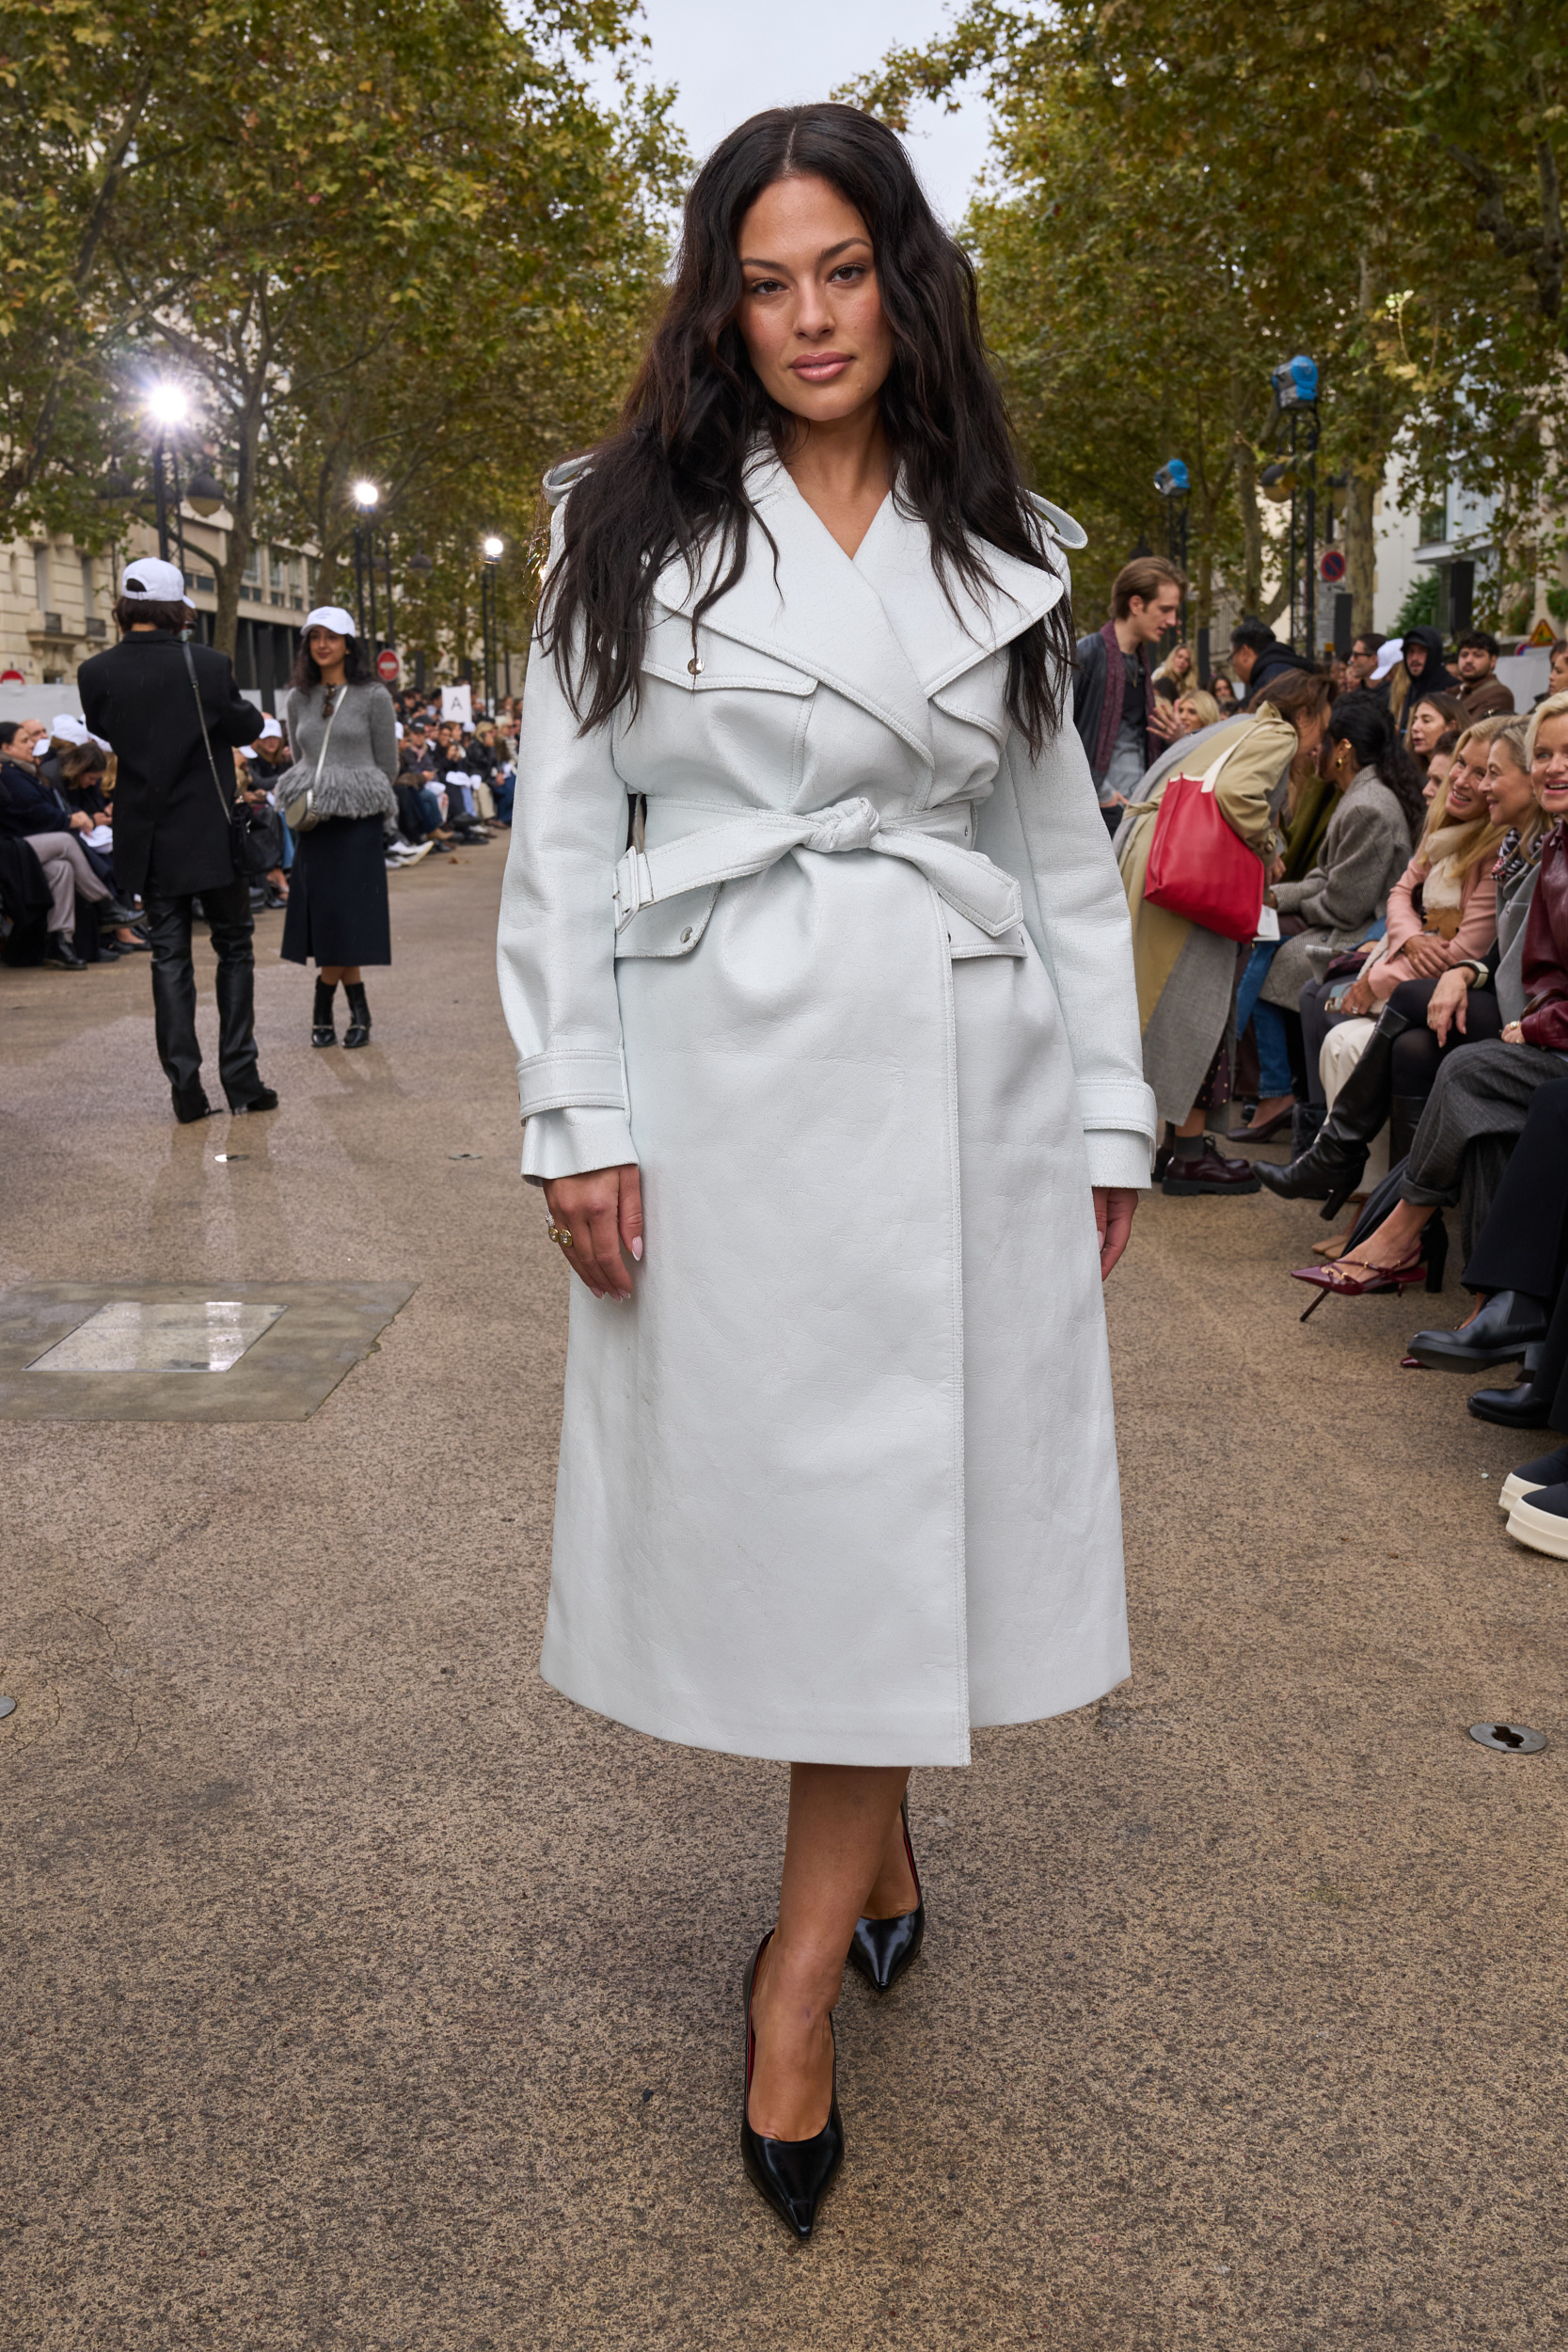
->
[546,1222,574,1250]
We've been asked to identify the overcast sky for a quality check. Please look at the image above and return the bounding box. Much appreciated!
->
[617,0,994,229]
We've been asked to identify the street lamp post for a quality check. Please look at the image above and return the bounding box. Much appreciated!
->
[1268,356,1320,656]
[351,480,379,648]
[146,383,188,566]
[1153,458,1192,668]
[481,536,503,713]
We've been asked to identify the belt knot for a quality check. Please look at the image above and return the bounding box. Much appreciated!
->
[804,797,880,855]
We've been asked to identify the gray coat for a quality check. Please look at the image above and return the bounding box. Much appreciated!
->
[1494,854,1542,1026]
[279,679,400,828]
[1261,766,1413,1009]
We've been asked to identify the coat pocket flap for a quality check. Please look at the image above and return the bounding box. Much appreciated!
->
[614,884,720,960]
[944,907,1027,960]
[639,656,817,697]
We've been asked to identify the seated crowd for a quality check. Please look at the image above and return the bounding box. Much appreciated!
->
[0,691,517,972]
[1102,565,1568,1565]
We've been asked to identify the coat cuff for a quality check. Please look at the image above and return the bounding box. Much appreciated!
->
[520,1106,639,1186]
[1083,1129,1156,1189]
[515,1046,626,1118]
[1076,1076,1159,1143]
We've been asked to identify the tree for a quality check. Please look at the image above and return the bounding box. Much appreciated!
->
[2,0,682,657]
[847,0,1568,639]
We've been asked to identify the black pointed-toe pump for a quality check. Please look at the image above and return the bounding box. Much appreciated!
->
[848,1797,925,1994]
[740,1932,845,2240]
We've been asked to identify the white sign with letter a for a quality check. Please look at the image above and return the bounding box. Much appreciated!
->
[441,683,473,728]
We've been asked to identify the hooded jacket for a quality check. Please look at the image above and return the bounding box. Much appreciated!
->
[1242,639,1315,707]
[1398,626,1460,720]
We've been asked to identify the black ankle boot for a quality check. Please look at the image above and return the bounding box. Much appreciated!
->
[342,980,372,1048]
[1256,1005,1411,1218]
[311,978,337,1046]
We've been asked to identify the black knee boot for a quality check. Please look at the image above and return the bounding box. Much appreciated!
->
[1388,1093,1428,1169]
[1256,1005,1411,1218]
[343,979,372,1048]
[312,977,338,1046]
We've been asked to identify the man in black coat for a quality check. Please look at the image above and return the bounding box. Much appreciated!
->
[78,558,277,1121]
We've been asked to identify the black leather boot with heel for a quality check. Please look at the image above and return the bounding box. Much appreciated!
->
[311,978,338,1047]
[1256,1005,1411,1219]
[343,980,372,1049]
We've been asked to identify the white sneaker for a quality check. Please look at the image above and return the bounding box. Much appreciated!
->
[399,839,434,864]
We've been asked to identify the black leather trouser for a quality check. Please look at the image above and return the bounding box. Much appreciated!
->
[141,878,262,1104]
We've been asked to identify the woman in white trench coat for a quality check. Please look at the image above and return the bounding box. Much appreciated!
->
[497,105,1156,2238]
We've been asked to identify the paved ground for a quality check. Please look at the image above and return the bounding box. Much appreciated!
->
[2,848,1564,2350]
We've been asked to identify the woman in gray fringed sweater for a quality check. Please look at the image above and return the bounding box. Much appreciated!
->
[279,606,400,1047]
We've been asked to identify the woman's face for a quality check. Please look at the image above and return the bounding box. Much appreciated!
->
[1441,754,1481,820]
[1173,695,1203,736]
[1485,741,1536,828]
[1408,697,1446,755]
[1169,645,1191,676]
[1549,648,1568,695]
[735,173,895,429]
[1534,713,1568,821]
[309,628,348,672]
[1423,748,1453,804]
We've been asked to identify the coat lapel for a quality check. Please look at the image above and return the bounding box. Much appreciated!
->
[653,458,936,765]
[849,492,1067,704]
[652,457,1069,766]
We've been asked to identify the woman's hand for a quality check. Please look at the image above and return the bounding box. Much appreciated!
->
[1502,1021,1525,1045]
[1427,967,1469,1046]
[543,1164,643,1299]
[1094,1186,1137,1279]
[1341,972,1377,1017]
[1403,934,1449,977]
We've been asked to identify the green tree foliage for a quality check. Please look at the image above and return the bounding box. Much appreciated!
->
[847,0,1568,634]
[0,0,681,657]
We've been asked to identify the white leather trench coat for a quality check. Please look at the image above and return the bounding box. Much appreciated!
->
[497,457,1156,1767]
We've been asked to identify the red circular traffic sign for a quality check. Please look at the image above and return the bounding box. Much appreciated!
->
[1319,548,1346,584]
[376,647,400,684]
[0,667,24,684]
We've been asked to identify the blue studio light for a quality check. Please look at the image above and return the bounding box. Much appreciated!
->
[1154,458,1190,497]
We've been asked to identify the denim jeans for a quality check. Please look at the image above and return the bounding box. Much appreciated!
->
[1236,942,1293,1096]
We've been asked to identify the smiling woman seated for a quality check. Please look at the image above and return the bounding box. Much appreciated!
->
[1290,693,1568,1303]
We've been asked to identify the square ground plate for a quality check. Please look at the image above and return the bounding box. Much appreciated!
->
[0,1281,416,1422]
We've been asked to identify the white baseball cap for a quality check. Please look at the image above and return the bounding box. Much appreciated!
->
[1371,639,1404,682]
[257,714,283,741]
[49,712,90,745]
[119,556,187,602]
[302,604,356,638]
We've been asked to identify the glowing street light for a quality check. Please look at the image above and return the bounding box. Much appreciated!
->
[146,382,188,426]
[482,535,504,560]
[352,479,380,511]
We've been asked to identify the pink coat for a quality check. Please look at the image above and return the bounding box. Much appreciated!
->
[1368,852,1497,998]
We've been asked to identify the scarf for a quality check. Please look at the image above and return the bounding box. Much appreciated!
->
[1493,824,1547,896]
[1091,619,1155,782]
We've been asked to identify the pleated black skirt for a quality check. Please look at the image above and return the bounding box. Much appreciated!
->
[280,815,390,967]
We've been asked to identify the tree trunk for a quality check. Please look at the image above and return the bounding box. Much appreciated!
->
[1237,435,1265,615]
[212,395,263,661]
[1344,464,1378,637]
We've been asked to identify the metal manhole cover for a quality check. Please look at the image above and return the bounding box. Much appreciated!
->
[1468,1722,1547,1755]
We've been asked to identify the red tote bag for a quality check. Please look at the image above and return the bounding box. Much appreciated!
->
[1141,736,1265,943]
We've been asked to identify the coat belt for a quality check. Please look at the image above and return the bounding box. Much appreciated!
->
[610,797,1022,939]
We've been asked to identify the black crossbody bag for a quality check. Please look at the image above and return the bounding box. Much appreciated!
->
[182,641,273,882]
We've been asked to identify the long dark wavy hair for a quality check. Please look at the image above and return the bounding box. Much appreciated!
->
[291,628,374,693]
[1324,689,1429,839]
[538,103,1073,752]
